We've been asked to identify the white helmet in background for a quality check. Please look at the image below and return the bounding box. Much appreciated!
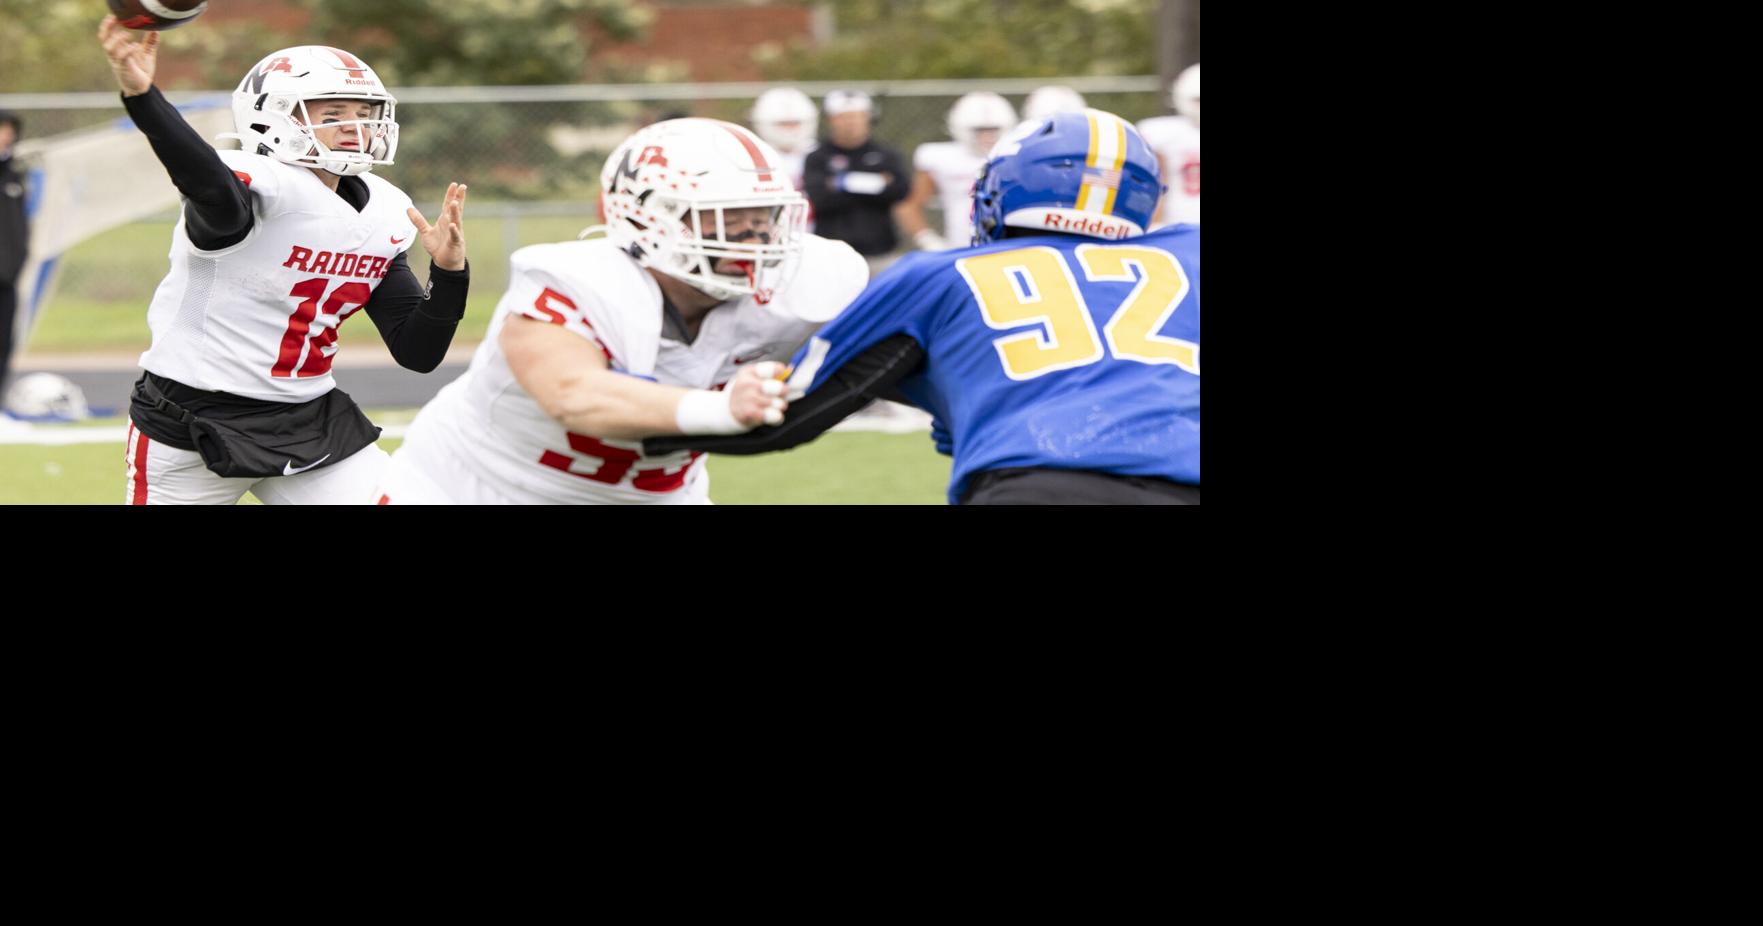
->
[4,373,90,421]
[1022,85,1087,124]
[750,87,818,154]
[220,46,399,177]
[1174,64,1200,122]
[600,118,809,304]
[947,91,1018,157]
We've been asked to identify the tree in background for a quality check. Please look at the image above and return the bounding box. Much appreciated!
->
[759,0,1161,161]
[773,0,1156,80]
[0,1,657,198]
[297,0,652,86]
[292,0,655,199]
[0,1,139,93]
[1,0,1175,197]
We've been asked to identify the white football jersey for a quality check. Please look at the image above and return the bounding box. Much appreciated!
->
[385,234,868,505]
[1136,115,1200,227]
[137,150,418,402]
[913,141,988,245]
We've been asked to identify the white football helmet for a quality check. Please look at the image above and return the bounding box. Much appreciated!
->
[750,87,818,154]
[220,46,399,177]
[4,373,89,421]
[1174,64,1200,122]
[600,118,808,304]
[1022,86,1087,124]
[947,92,1019,157]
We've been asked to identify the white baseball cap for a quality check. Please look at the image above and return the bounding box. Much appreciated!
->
[823,90,874,116]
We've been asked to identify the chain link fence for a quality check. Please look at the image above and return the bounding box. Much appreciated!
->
[3,77,1167,351]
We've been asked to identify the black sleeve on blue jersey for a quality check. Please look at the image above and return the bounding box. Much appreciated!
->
[363,253,471,373]
[121,86,253,251]
[642,334,925,456]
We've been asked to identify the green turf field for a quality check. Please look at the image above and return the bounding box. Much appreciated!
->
[0,417,952,505]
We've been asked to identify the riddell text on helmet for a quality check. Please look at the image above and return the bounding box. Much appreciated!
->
[1040,213,1133,238]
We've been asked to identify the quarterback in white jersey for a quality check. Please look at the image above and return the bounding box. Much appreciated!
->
[137,146,419,402]
[896,92,1017,250]
[379,119,868,505]
[100,19,469,505]
[1137,64,1200,227]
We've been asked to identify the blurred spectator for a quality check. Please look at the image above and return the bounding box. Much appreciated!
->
[750,87,818,197]
[1021,85,1087,125]
[1,109,27,402]
[896,91,1016,250]
[1137,64,1199,227]
[802,90,910,274]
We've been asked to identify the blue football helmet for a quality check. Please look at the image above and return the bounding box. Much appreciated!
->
[972,109,1163,245]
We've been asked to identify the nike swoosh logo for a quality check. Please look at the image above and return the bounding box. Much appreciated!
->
[282,454,332,476]
[390,236,408,245]
[733,351,770,365]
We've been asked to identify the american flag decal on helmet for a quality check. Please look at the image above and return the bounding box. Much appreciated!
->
[1083,166,1122,191]
[1078,110,1129,216]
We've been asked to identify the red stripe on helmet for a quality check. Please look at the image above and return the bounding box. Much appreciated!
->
[722,126,775,182]
[324,47,368,79]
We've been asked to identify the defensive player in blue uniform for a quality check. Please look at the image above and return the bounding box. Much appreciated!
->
[645,109,1199,504]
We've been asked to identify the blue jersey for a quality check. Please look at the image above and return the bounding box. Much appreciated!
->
[789,225,1200,503]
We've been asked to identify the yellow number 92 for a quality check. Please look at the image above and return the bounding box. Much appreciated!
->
[956,244,1199,381]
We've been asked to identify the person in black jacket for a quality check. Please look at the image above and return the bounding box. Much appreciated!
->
[801,91,912,276]
[99,16,470,504]
[0,109,27,403]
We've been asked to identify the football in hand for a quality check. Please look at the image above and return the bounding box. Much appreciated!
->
[107,0,209,32]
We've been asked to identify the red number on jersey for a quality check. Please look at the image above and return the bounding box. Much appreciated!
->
[272,279,373,378]
[538,432,701,493]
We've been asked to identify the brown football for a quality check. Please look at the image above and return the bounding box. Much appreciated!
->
[107,1,209,32]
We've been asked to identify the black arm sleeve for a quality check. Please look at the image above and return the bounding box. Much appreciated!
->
[121,87,253,251]
[642,334,925,457]
[362,253,471,373]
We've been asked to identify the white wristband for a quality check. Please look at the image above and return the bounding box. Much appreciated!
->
[914,228,949,251]
[675,389,747,435]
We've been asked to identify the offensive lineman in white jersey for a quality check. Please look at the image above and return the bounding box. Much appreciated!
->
[895,91,1017,251]
[1137,64,1200,227]
[376,118,868,504]
[99,17,469,505]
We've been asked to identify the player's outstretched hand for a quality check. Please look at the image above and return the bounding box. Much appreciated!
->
[98,15,158,97]
[408,182,468,271]
[728,361,790,428]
